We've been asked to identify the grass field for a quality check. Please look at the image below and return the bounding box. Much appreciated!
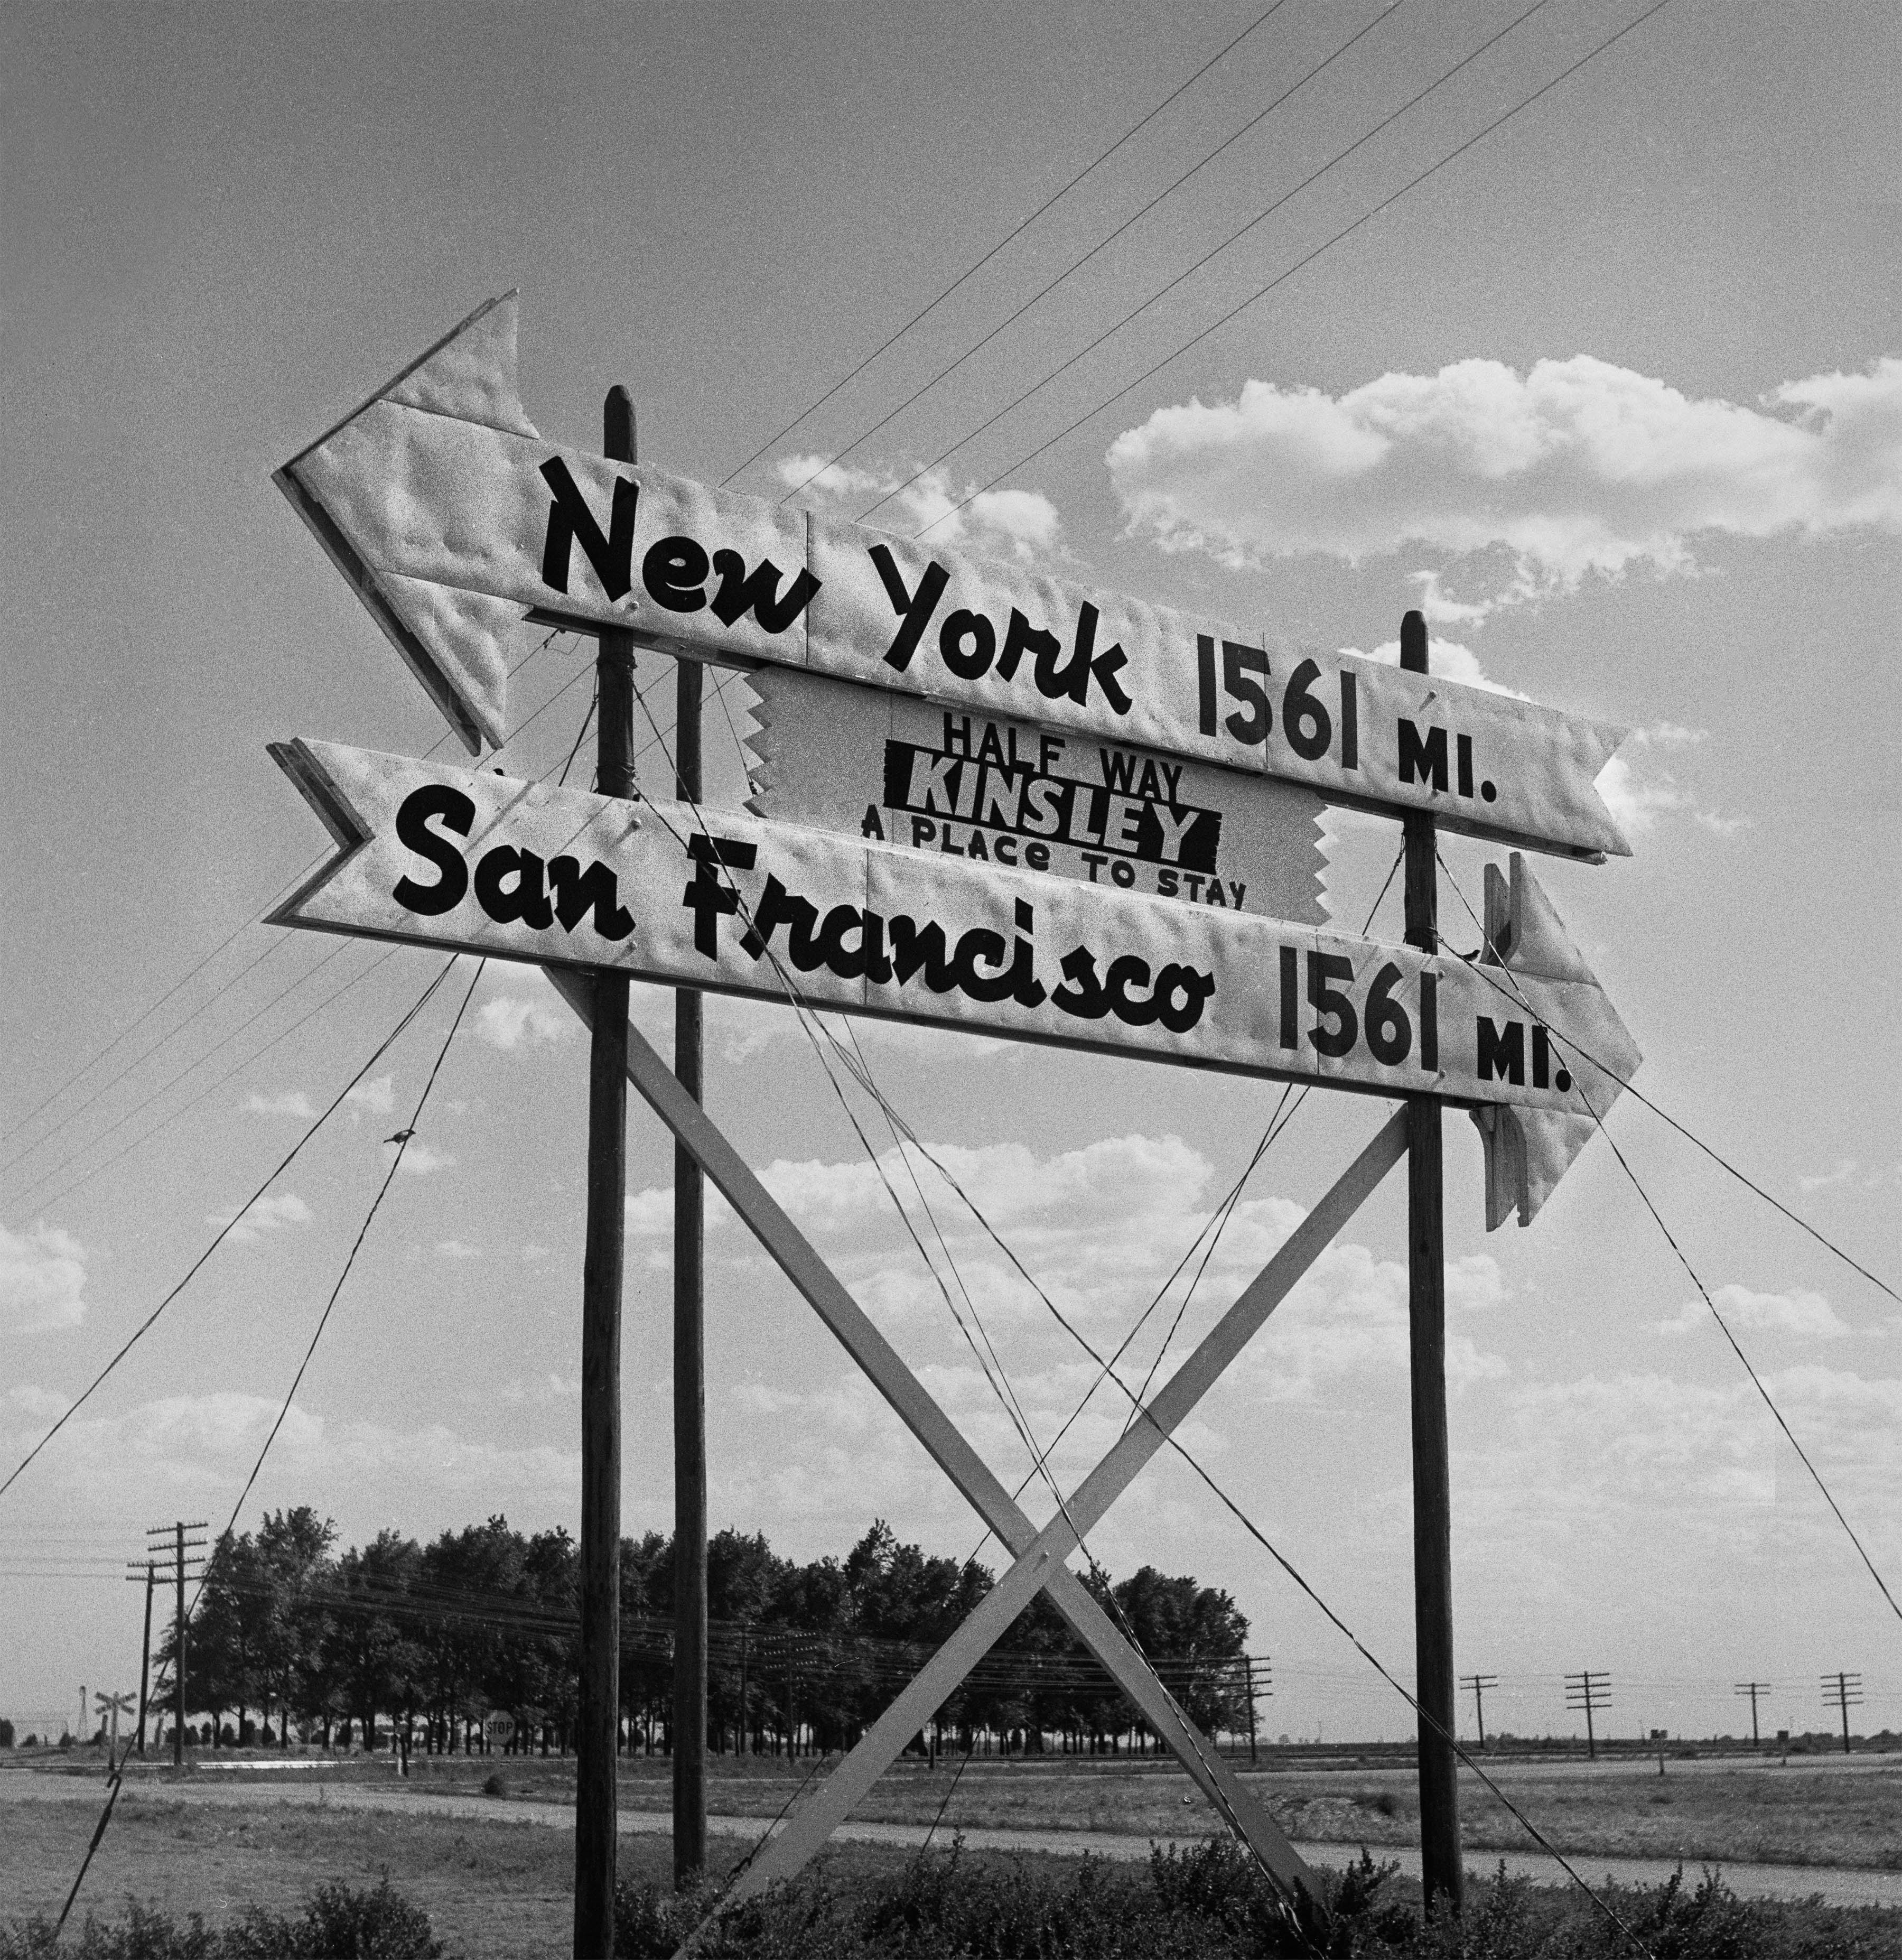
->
[6,1747,1901,1955]
[155,1744,1902,1871]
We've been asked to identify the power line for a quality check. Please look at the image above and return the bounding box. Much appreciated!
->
[917,0,1678,542]
[10,652,611,1223]
[199,963,486,1597]
[0,959,458,1506]
[716,0,1294,488]
[1433,858,1902,1631]
[785,0,1405,512]
[3,629,564,1171]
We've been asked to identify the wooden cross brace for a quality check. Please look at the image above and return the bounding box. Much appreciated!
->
[551,973,1405,1927]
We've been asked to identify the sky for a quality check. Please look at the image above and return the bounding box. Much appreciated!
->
[3,0,1899,1755]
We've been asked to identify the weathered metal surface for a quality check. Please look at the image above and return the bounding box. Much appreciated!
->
[278,297,1631,863]
[269,741,1639,1160]
[1470,853,1625,1228]
[745,668,1330,922]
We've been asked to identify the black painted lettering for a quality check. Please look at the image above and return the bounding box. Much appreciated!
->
[1153,963,1216,1035]
[995,607,1058,683]
[551,856,635,942]
[869,544,949,672]
[538,457,636,601]
[1398,720,1449,793]
[888,917,956,991]
[939,608,996,680]
[1476,1017,1525,1086]
[709,550,821,632]
[474,846,554,930]
[392,784,474,916]
[642,535,710,612]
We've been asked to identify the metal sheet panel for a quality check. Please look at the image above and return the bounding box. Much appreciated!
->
[278,298,1633,860]
[746,668,1329,924]
[271,741,1639,1130]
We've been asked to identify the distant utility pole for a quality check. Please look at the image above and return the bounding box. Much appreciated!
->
[1734,1680,1771,1750]
[144,1521,206,1766]
[1823,1672,1862,1755]
[1461,1674,1498,1750]
[128,1561,156,1754]
[1564,1671,1611,1761]
[1245,1657,1271,1765]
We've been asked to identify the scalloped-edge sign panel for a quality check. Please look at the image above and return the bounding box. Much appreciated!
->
[268,740,1640,1222]
[744,668,1331,925]
[277,297,1631,865]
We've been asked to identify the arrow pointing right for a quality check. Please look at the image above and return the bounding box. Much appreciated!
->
[1470,853,1642,1226]
[265,740,1638,1222]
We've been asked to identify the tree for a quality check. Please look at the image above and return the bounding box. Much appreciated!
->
[323,1531,422,1747]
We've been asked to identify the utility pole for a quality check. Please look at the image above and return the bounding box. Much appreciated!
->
[1734,1680,1770,1750]
[738,1623,751,1760]
[145,1522,204,1767]
[1401,610,1461,1917]
[1245,1657,1264,1766]
[1564,1671,1611,1761]
[1461,1674,1497,1750]
[673,631,708,1888]
[1823,1673,1861,1755]
[127,1561,156,1753]
[575,385,636,1960]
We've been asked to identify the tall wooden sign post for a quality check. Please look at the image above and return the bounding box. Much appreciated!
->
[268,297,1645,1949]
[574,385,636,1959]
[1401,610,1460,1913]
[674,625,709,1884]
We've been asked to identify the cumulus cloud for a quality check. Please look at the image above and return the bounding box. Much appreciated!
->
[477,995,571,1052]
[777,455,1062,564]
[243,1089,317,1120]
[1595,723,1744,840]
[346,1074,396,1119]
[1657,1283,1850,1341]
[435,1239,483,1260]
[0,1222,88,1332]
[394,1140,454,1176]
[1107,355,1902,600]
[211,1191,312,1246]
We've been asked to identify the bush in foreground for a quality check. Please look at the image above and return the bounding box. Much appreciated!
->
[615,1841,1902,1959]
[0,1880,443,1960]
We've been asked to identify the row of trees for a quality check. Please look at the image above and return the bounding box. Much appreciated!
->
[155,1509,1258,1760]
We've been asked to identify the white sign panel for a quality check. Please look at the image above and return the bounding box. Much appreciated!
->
[270,740,1639,1203]
[745,670,1329,924]
[277,295,1631,863]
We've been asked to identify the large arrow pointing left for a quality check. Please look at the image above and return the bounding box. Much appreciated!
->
[278,295,1631,863]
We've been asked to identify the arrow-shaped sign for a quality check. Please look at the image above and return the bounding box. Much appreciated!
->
[268,739,1638,1220]
[277,295,1631,862]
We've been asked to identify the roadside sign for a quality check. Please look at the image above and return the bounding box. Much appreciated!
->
[276,295,1630,863]
[269,739,1637,1215]
[483,1712,515,1747]
[745,668,1329,922]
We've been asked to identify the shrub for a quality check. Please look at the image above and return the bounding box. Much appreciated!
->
[0,1883,442,1960]
[0,1720,14,1747]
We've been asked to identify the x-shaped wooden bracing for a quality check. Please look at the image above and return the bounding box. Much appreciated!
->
[553,974,1405,1917]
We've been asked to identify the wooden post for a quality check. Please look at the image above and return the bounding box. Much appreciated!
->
[1401,608,1462,1916]
[739,1623,750,1759]
[673,648,709,1885]
[173,1525,186,1768]
[574,384,636,1960]
[135,1564,154,1755]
